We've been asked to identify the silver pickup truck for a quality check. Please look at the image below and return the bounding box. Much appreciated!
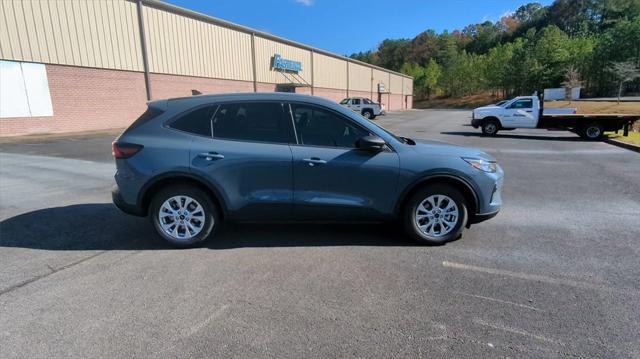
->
[339,97,383,119]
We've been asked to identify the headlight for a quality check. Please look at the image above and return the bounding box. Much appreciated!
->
[462,157,497,173]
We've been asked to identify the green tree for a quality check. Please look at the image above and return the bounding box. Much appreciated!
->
[400,62,426,98]
[423,59,442,98]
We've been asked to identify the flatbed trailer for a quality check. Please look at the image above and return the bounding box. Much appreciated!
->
[471,95,639,140]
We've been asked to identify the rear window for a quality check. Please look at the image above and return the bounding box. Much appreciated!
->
[211,102,294,144]
[169,105,217,137]
[363,98,374,104]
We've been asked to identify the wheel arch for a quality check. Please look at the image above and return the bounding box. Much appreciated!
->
[139,172,228,218]
[481,116,501,127]
[395,174,480,220]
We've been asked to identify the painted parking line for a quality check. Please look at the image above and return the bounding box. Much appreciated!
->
[453,291,543,312]
[442,261,635,296]
[473,318,564,345]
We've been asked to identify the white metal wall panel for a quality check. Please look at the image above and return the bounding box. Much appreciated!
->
[0,60,53,118]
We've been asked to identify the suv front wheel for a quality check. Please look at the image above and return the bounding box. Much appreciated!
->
[404,185,468,245]
[150,185,219,248]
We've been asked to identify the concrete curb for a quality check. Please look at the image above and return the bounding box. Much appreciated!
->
[603,137,640,153]
[0,128,124,144]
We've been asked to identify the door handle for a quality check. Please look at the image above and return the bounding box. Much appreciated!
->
[525,110,533,113]
[302,157,327,167]
[197,152,224,161]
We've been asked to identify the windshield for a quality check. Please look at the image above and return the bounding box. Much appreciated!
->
[339,99,349,104]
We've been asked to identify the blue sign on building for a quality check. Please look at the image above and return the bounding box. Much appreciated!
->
[271,54,302,73]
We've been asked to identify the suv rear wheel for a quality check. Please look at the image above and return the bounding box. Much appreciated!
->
[362,109,374,119]
[150,185,219,248]
[403,185,468,245]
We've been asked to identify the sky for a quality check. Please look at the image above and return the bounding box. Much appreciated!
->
[164,0,554,56]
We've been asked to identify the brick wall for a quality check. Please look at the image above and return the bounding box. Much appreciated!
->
[389,94,403,111]
[313,87,347,103]
[150,73,254,99]
[1,64,147,136]
[0,65,412,137]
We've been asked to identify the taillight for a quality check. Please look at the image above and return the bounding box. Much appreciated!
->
[112,141,143,159]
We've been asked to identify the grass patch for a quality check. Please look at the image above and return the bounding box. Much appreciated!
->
[605,130,640,146]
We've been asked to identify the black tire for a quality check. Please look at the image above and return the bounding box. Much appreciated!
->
[403,185,468,245]
[150,185,219,248]
[580,123,604,140]
[362,109,373,119]
[481,119,500,136]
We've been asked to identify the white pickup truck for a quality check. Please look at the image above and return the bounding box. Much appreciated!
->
[339,97,383,119]
[471,95,639,140]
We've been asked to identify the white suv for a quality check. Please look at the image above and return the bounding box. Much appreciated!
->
[339,97,382,119]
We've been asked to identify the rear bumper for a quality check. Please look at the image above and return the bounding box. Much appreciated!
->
[112,184,145,216]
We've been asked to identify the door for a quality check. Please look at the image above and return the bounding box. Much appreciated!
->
[188,101,295,220]
[349,98,362,113]
[503,98,536,128]
[288,103,400,220]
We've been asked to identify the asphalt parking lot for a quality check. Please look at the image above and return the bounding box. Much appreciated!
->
[1,109,639,358]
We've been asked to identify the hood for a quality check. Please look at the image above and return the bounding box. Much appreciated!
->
[412,139,496,161]
[474,105,501,112]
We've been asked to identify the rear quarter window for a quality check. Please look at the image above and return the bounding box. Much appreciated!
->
[125,107,165,133]
[168,105,217,137]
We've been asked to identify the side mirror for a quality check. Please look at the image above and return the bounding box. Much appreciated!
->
[355,135,386,151]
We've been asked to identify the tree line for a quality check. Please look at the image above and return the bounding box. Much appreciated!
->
[350,0,640,100]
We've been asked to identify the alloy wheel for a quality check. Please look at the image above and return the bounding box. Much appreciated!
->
[414,194,459,237]
[158,195,207,240]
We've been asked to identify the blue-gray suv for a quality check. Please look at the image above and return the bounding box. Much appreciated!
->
[112,93,503,247]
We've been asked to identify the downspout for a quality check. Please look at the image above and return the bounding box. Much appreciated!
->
[136,0,152,100]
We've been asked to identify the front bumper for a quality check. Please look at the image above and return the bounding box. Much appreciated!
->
[471,117,482,128]
[471,166,503,223]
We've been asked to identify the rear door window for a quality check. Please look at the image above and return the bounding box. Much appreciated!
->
[169,105,216,137]
[211,102,294,144]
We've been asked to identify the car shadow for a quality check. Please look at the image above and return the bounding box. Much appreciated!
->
[0,204,416,251]
[440,131,583,142]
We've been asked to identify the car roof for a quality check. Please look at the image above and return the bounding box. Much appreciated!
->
[150,92,350,113]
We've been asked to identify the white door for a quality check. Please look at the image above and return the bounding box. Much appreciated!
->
[503,98,536,128]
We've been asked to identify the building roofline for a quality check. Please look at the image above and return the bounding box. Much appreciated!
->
[139,0,413,80]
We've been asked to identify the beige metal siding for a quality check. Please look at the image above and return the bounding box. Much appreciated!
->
[348,62,371,92]
[403,77,413,95]
[390,74,403,94]
[372,68,388,92]
[0,0,143,71]
[312,52,346,90]
[254,36,311,84]
[142,6,253,81]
